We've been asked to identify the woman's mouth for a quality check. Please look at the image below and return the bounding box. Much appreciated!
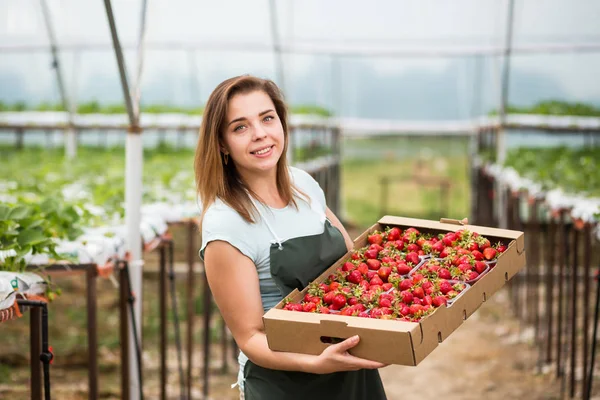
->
[250,145,274,157]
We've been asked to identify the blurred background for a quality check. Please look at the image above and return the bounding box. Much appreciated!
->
[0,1,599,399]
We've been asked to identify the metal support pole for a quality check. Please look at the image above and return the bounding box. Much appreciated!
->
[159,245,167,400]
[585,269,600,400]
[545,218,556,363]
[187,222,196,400]
[30,306,42,400]
[168,240,186,399]
[119,265,130,400]
[582,224,592,399]
[570,228,579,398]
[556,210,566,380]
[202,268,213,399]
[87,267,98,400]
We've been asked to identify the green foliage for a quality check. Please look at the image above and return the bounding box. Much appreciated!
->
[489,100,600,117]
[503,146,600,197]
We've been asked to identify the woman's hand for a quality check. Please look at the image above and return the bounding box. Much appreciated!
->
[311,335,387,374]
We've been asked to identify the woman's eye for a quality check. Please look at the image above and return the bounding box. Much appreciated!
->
[264,115,274,122]
[234,124,245,132]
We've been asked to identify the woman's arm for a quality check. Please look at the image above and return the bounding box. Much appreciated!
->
[203,240,385,374]
[326,207,355,251]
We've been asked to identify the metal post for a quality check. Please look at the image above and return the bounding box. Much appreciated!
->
[585,270,600,400]
[87,266,98,400]
[39,0,76,158]
[556,210,566,379]
[581,224,591,398]
[545,218,556,363]
[159,245,167,400]
[119,265,130,400]
[186,221,196,400]
[31,306,42,400]
[268,0,285,91]
[570,227,579,398]
[168,240,186,399]
[202,268,213,399]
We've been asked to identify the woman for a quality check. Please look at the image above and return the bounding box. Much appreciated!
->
[195,75,388,400]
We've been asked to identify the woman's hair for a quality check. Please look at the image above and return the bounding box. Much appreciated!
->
[194,75,305,224]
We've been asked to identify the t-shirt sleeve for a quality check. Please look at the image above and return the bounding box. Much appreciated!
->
[291,166,327,213]
[199,205,255,262]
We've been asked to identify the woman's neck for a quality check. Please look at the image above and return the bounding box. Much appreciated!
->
[240,168,286,208]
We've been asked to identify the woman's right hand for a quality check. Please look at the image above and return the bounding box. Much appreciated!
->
[311,335,388,374]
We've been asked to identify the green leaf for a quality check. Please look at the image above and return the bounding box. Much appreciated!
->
[16,244,32,258]
[40,198,59,215]
[17,229,49,247]
[0,204,10,220]
[8,206,32,220]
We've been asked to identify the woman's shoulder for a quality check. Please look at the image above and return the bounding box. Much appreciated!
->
[201,199,250,232]
[289,166,318,189]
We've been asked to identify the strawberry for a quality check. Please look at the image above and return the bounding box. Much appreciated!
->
[409,304,424,315]
[381,256,394,264]
[369,285,382,292]
[370,276,384,287]
[471,250,484,261]
[413,286,425,299]
[329,282,340,292]
[407,243,419,252]
[483,247,497,261]
[342,262,356,272]
[357,263,369,275]
[382,282,393,291]
[466,271,479,281]
[340,307,355,316]
[370,308,383,318]
[323,292,336,305]
[319,283,329,293]
[387,227,401,241]
[400,305,411,316]
[351,252,361,261]
[367,259,381,270]
[438,268,451,280]
[432,296,447,307]
[399,279,413,291]
[358,311,370,318]
[474,261,487,274]
[285,303,303,312]
[333,294,347,308]
[379,297,392,308]
[319,306,330,314]
[423,295,433,306]
[347,269,363,284]
[443,233,457,247]
[401,290,414,304]
[458,263,471,273]
[303,302,317,312]
[364,249,379,259]
[446,290,459,299]
[367,270,377,280]
[303,293,314,303]
[440,247,453,258]
[496,242,507,253]
[406,252,420,265]
[439,280,453,295]
[468,242,479,251]
[412,297,423,306]
[354,304,367,312]
[397,263,411,275]
[412,273,425,283]
[431,241,445,254]
[359,280,370,291]
[377,266,392,282]
[348,297,359,306]
[368,233,383,245]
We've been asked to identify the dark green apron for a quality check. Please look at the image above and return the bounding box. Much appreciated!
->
[243,208,387,400]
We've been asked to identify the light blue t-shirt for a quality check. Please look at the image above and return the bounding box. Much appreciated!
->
[199,166,329,390]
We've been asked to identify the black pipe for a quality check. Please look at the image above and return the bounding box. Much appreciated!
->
[585,269,600,400]
[168,240,186,399]
[18,299,52,400]
[122,261,144,400]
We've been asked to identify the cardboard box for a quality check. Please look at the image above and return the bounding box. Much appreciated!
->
[263,216,526,366]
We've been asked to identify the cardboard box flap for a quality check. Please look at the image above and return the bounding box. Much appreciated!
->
[377,215,525,254]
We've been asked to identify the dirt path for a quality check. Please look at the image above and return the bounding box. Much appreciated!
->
[379,289,563,400]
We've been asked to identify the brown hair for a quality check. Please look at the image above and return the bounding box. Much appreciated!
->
[194,75,305,225]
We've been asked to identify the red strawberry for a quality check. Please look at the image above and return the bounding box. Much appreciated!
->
[432,296,447,307]
[466,271,479,281]
[365,249,379,259]
[358,311,370,318]
[319,306,330,314]
[319,283,329,293]
[397,263,411,275]
[355,304,367,312]
[479,238,491,250]
[357,263,369,275]
[443,233,457,247]
[382,283,393,292]
[367,270,377,280]
[348,297,359,306]
[303,302,317,312]
[370,308,383,318]
[379,297,392,308]
[323,292,336,304]
[440,247,453,258]
[340,307,355,316]
[370,276,384,287]
[423,295,433,306]
[401,290,414,304]
[387,227,401,241]
[471,250,484,261]
[342,262,356,272]
[367,259,381,270]
[468,242,479,251]
[359,280,370,290]
[413,286,425,299]
[370,285,382,292]
[446,290,459,299]
[409,304,424,315]
[474,261,487,274]
[399,279,413,291]
[347,269,363,284]
[400,305,411,316]
[406,252,420,265]
[285,303,303,312]
[483,247,497,261]
[496,243,507,253]
[407,243,419,252]
[377,266,392,282]
[329,282,340,292]
[303,293,314,303]
[333,294,346,308]
[412,273,424,283]
[438,268,451,279]
[351,252,361,261]
[439,280,453,295]
[458,263,471,273]
[432,241,445,254]
[412,297,423,306]
[368,233,383,245]
[381,256,394,264]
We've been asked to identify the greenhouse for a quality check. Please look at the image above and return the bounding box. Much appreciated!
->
[1,1,599,399]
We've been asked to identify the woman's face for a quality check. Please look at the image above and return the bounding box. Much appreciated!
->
[222,90,285,177]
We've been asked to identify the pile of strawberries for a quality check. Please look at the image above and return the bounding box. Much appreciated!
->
[283,226,507,322]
